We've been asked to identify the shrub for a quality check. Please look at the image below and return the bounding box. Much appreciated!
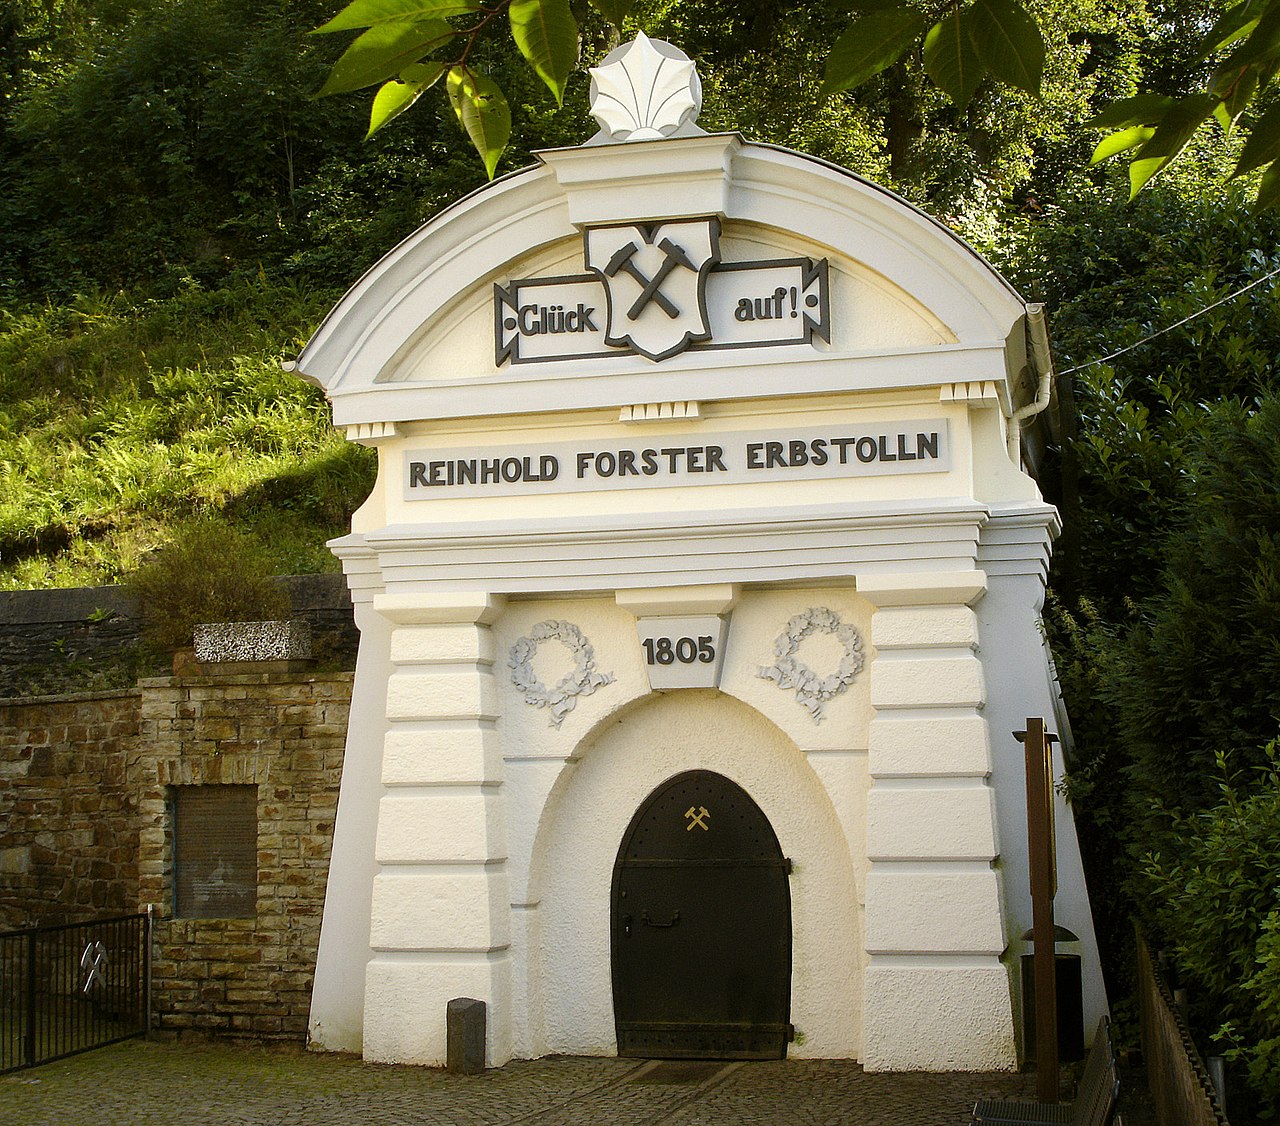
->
[124,516,290,651]
[1140,743,1280,1117]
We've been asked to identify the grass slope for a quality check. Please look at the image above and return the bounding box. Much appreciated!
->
[0,279,376,590]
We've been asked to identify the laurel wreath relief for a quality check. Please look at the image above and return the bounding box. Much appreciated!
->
[758,607,864,723]
[509,620,615,728]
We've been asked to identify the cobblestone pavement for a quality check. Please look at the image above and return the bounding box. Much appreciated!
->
[0,1040,1043,1125]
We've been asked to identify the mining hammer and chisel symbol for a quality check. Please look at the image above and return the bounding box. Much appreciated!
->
[684,805,710,831]
[585,218,720,362]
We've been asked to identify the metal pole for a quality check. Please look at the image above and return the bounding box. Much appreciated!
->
[144,904,154,1039]
[1022,717,1059,1102]
[23,930,37,1068]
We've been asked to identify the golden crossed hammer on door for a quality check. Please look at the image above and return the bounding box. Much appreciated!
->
[684,805,710,831]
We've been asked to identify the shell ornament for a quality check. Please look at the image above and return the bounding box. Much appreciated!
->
[588,33,703,143]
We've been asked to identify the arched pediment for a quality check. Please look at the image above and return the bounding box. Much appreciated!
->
[294,135,1035,430]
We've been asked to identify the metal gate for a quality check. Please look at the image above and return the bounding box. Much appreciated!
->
[0,910,152,1073]
[611,770,791,1059]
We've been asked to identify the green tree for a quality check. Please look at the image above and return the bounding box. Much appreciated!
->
[998,177,1280,608]
[309,0,1280,208]
[1141,744,1280,1118]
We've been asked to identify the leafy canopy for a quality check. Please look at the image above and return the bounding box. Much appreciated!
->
[312,0,1280,205]
[311,0,594,175]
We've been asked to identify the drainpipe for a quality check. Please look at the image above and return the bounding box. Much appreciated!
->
[1008,302,1055,465]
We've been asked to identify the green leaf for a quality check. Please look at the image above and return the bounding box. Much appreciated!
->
[1091,125,1154,164]
[1128,93,1221,199]
[365,62,446,138]
[1234,100,1280,176]
[1202,0,1262,54]
[447,66,511,179]
[969,0,1043,94]
[318,20,454,96]
[1221,0,1280,68]
[313,0,478,35]
[1084,93,1176,129]
[509,0,578,106]
[822,9,926,95]
[1211,63,1259,126]
[588,0,634,26]
[923,10,984,106]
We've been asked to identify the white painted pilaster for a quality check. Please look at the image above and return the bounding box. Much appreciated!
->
[362,591,512,1067]
[308,587,390,1054]
[859,570,1017,1071]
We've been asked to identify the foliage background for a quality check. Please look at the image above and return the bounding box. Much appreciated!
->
[4,0,1280,1113]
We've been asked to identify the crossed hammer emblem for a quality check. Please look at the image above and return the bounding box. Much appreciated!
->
[81,940,108,993]
[684,805,710,831]
[584,218,720,363]
[603,237,697,321]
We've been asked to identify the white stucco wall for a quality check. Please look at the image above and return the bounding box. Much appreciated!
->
[525,686,861,1058]
[492,589,870,1060]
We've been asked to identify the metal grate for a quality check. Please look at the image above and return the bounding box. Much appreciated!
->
[172,785,257,919]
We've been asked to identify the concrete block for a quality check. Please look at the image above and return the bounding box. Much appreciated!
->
[390,624,496,666]
[385,670,499,722]
[363,954,511,1066]
[382,727,503,786]
[857,571,987,608]
[373,592,506,627]
[375,791,508,864]
[866,785,998,861]
[871,605,978,650]
[864,869,1006,954]
[193,620,312,663]
[867,714,991,777]
[869,655,985,710]
[862,960,1016,1071]
[369,869,510,951]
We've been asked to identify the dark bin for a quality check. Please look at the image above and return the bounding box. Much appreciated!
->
[447,997,487,1074]
[1020,926,1084,1063]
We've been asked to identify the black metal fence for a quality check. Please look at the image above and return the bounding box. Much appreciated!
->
[0,909,151,1073]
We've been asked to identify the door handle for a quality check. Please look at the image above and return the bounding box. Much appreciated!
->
[641,909,680,928]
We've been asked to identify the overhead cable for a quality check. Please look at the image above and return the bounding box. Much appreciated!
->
[1058,263,1280,377]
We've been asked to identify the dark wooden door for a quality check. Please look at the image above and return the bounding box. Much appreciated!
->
[611,770,791,1059]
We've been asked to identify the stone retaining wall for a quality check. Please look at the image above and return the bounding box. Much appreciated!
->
[136,671,351,1040]
[0,689,141,931]
[0,669,353,1043]
[0,575,359,697]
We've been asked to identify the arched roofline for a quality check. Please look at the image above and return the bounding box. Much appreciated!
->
[294,134,1038,429]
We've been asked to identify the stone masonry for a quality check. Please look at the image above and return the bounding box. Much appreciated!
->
[0,668,352,1043]
[0,689,141,931]
[135,670,351,1040]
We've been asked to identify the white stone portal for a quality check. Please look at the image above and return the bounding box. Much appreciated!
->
[296,37,1105,1073]
[527,690,860,1058]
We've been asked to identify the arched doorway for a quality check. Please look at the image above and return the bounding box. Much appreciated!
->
[611,769,792,1059]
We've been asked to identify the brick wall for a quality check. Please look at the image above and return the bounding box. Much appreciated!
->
[0,690,140,931]
[134,670,352,1041]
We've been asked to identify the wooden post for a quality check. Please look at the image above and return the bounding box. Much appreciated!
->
[1022,717,1059,1102]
